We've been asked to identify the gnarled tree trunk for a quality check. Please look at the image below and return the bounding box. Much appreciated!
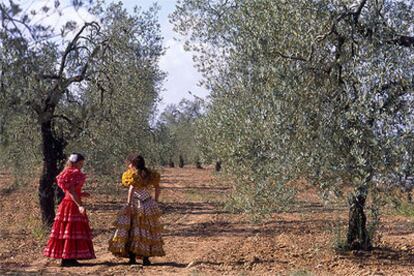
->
[346,186,372,250]
[38,119,66,226]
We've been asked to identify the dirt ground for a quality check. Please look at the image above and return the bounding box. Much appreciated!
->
[1,167,414,275]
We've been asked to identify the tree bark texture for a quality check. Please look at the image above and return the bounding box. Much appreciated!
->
[346,187,372,250]
[38,119,66,226]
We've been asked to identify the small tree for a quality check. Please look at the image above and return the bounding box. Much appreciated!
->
[156,98,204,166]
[215,160,221,172]
[179,155,185,168]
[195,160,202,169]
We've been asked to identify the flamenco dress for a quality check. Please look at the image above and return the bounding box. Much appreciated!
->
[109,168,165,258]
[43,167,95,260]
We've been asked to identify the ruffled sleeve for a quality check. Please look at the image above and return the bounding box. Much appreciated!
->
[121,169,138,188]
[121,168,160,188]
[56,168,86,190]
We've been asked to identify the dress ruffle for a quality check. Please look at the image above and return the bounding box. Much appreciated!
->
[108,196,165,258]
[43,198,95,259]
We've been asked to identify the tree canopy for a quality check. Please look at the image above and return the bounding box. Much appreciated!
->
[172,0,414,249]
[0,0,164,225]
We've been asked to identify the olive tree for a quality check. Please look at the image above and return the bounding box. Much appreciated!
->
[172,0,414,249]
[156,98,204,167]
[71,3,164,174]
[0,1,163,226]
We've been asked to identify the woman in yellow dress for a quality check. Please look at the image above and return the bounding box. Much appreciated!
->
[109,154,165,265]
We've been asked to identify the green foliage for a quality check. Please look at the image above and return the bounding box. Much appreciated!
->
[394,202,414,217]
[331,221,348,253]
[224,177,296,219]
[0,1,164,174]
[28,215,49,241]
[0,112,41,184]
[172,0,414,223]
[70,3,165,173]
[155,98,204,166]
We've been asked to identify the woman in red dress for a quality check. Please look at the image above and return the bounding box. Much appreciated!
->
[43,153,95,267]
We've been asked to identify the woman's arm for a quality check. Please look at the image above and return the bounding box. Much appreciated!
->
[154,185,160,202]
[127,185,135,205]
[68,186,85,215]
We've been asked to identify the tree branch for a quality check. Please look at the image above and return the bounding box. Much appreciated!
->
[52,114,83,131]
[390,35,414,47]
[52,114,73,124]
[274,50,307,62]
[66,43,102,85]
[378,81,413,113]
[57,22,100,79]
[317,0,367,43]
[353,0,367,24]
[39,74,60,80]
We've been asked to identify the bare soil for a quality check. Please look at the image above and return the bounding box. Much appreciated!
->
[1,167,414,275]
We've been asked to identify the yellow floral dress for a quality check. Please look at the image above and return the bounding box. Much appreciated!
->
[108,168,165,257]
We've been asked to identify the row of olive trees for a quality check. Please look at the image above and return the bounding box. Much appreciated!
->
[0,1,164,226]
[153,98,204,167]
[172,0,414,250]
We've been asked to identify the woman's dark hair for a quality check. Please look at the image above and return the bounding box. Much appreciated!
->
[73,153,85,162]
[127,154,149,180]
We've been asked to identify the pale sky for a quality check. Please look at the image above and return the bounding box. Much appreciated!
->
[133,1,207,109]
[122,1,208,109]
[22,0,208,110]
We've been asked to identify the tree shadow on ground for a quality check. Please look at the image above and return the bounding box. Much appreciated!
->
[380,223,414,236]
[285,201,347,214]
[338,246,414,267]
[161,202,228,215]
[161,185,229,192]
[92,228,113,238]
[0,186,18,197]
[194,258,289,267]
[88,201,124,212]
[0,269,38,276]
[163,218,339,238]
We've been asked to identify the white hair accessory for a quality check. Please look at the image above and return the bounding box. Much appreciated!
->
[69,154,78,163]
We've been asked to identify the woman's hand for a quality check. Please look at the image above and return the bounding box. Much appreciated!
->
[78,206,86,215]
[68,187,85,215]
